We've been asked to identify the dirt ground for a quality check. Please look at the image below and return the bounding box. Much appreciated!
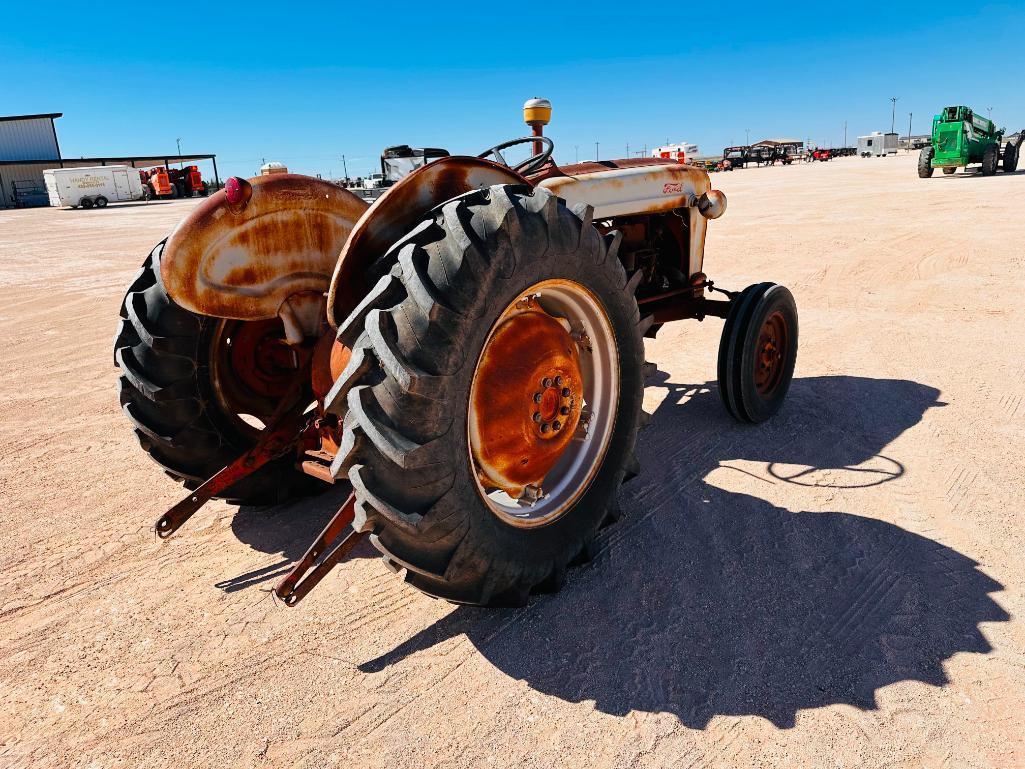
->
[1,154,1023,769]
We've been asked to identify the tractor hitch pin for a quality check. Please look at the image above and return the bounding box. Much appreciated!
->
[275,491,367,606]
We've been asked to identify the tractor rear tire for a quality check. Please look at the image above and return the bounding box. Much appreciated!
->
[1003,142,1019,173]
[918,147,935,178]
[325,185,647,606]
[113,241,327,505]
[942,167,956,175]
[981,144,999,176]
[718,282,798,424]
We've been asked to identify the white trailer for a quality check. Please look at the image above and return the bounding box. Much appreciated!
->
[857,132,900,157]
[652,142,700,163]
[44,166,147,209]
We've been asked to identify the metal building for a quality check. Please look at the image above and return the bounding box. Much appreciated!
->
[0,112,219,209]
[0,113,62,208]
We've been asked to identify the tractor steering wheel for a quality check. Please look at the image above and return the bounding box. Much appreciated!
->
[477,136,555,175]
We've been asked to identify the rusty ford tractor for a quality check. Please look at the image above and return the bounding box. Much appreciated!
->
[114,99,798,607]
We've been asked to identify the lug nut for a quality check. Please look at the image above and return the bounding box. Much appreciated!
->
[554,376,562,386]
[560,406,570,415]
[540,423,551,434]
[542,377,553,388]
[532,412,541,422]
[552,420,562,431]
[561,387,571,397]
[533,392,542,403]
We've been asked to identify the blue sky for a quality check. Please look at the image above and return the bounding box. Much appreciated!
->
[3,1,1023,179]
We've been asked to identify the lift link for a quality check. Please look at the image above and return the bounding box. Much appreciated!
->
[154,364,314,539]
[274,492,367,606]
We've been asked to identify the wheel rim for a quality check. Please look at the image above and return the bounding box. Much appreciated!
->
[467,279,619,528]
[753,310,789,397]
[208,318,306,437]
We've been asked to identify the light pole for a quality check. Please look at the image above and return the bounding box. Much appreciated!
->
[595,141,599,161]
[176,137,182,168]
[987,106,993,121]
[843,121,847,148]
[341,154,348,181]
[907,112,913,152]
[890,97,898,133]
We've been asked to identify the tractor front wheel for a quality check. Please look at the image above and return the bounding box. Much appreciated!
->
[918,147,935,178]
[113,241,327,504]
[718,283,798,423]
[981,144,999,176]
[324,185,646,606]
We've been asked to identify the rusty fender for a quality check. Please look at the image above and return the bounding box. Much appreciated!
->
[326,156,526,327]
[160,174,368,325]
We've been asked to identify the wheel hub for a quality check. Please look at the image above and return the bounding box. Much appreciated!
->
[467,280,620,529]
[469,307,582,497]
[754,310,788,396]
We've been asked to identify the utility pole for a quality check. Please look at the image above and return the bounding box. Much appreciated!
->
[341,154,348,180]
[595,141,599,161]
[987,106,993,121]
[890,97,898,133]
[176,137,182,168]
[907,113,913,152]
[626,142,630,158]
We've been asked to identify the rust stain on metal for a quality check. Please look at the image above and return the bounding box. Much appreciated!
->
[311,330,351,403]
[161,174,368,321]
[468,308,582,496]
[327,156,526,327]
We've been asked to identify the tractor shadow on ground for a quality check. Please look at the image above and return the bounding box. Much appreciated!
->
[359,374,1009,729]
[216,482,376,593]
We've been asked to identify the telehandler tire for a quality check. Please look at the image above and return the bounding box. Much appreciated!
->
[113,240,326,505]
[981,144,999,176]
[326,184,647,606]
[718,282,798,424]
[1003,142,1019,173]
[918,147,935,178]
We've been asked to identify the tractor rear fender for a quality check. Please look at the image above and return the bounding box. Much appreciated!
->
[160,174,368,339]
[326,156,527,327]
[537,161,723,279]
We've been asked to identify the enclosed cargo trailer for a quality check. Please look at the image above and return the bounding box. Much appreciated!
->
[44,165,146,209]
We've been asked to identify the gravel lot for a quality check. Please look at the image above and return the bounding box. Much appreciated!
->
[1,154,1022,768]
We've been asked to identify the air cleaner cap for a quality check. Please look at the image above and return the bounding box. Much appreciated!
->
[523,97,552,126]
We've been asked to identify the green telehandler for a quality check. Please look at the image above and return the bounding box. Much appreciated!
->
[918,106,1022,178]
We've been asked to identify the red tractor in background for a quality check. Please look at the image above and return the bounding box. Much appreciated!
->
[139,166,208,199]
[810,148,832,162]
[168,165,208,198]
[140,167,174,199]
